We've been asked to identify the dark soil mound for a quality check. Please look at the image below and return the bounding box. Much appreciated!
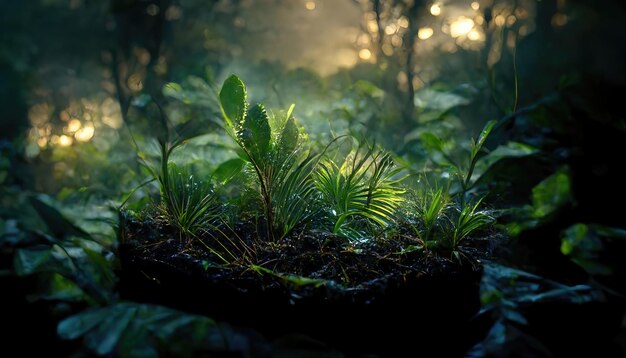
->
[118,215,491,356]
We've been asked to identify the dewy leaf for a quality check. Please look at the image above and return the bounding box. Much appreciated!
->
[470,120,497,160]
[477,120,497,149]
[219,75,247,129]
[240,103,271,160]
[279,116,299,154]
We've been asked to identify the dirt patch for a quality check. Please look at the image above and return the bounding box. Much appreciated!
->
[118,214,492,355]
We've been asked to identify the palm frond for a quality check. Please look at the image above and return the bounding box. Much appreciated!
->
[161,163,222,238]
[316,141,405,237]
[451,197,494,247]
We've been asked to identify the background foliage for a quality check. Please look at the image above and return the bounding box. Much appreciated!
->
[1,0,626,356]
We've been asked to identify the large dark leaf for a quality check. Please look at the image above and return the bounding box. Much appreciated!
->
[29,196,92,241]
[58,303,267,357]
[13,247,53,276]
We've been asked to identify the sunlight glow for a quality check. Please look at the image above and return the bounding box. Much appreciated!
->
[468,29,481,41]
[495,15,506,27]
[60,110,70,122]
[305,1,316,11]
[359,48,372,60]
[146,4,159,16]
[552,13,568,27]
[59,135,73,147]
[382,43,394,56]
[450,17,474,38]
[127,73,143,91]
[398,16,409,29]
[357,33,370,45]
[75,125,95,142]
[67,119,81,132]
[507,15,517,26]
[28,103,50,126]
[430,4,441,16]
[418,27,434,40]
[391,35,402,47]
[367,20,378,33]
[385,24,397,35]
[471,2,480,10]
[37,137,48,148]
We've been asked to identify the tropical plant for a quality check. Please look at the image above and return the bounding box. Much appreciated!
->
[218,75,319,241]
[409,183,451,247]
[159,163,221,238]
[450,197,494,252]
[456,120,497,202]
[315,139,405,238]
[123,105,252,264]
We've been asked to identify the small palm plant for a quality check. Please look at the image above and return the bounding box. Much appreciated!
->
[126,101,252,264]
[218,75,319,241]
[315,140,405,238]
[455,120,496,203]
[450,197,494,250]
[410,184,451,248]
[159,163,221,238]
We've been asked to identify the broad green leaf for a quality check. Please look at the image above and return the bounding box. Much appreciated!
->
[532,169,571,218]
[85,306,137,355]
[419,132,444,152]
[240,103,271,161]
[80,244,116,284]
[414,88,470,111]
[59,303,237,357]
[29,196,93,241]
[354,80,384,98]
[480,141,538,169]
[561,223,613,276]
[14,248,53,276]
[58,307,113,340]
[211,158,246,184]
[162,82,189,103]
[219,75,247,129]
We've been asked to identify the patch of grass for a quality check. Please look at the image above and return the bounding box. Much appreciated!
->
[408,183,451,247]
[159,163,221,239]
